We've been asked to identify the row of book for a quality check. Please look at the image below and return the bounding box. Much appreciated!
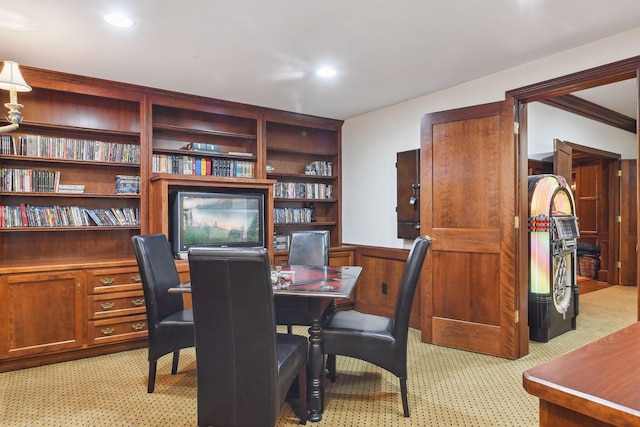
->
[273,207,314,224]
[87,208,140,226]
[152,154,255,178]
[0,204,140,228]
[273,182,333,199]
[304,161,333,177]
[0,134,140,164]
[1,168,60,193]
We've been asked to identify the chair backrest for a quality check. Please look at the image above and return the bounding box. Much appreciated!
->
[188,247,281,427]
[287,230,330,266]
[131,234,184,328]
[392,236,430,339]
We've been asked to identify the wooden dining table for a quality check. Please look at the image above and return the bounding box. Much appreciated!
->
[169,264,362,422]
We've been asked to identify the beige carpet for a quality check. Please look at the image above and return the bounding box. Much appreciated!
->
[0,286,636,427]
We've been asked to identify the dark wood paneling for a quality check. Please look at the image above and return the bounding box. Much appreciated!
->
[354,245,420,329]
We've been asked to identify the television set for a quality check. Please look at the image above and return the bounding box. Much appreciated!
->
[170,190,265,259]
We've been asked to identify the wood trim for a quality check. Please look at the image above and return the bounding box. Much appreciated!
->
[0,339,146,373]
[507,56,640,102]
[541,94,636,134]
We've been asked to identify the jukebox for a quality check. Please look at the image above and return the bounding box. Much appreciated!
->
[528,174,580,342]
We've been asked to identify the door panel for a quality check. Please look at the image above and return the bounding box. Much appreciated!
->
[553,139,572,181]
[620,159,637,286]
[420,100,524,359]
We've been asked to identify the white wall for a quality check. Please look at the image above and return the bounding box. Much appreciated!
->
[528,102,637,159]
[342,27,640,249]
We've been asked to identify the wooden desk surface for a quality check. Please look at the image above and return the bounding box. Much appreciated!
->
[523,321,640,426]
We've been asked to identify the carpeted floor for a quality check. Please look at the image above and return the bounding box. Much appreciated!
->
[0,285,636,427]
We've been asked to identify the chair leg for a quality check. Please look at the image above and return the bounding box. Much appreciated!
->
[400,378,409,417]
[297,363,307,425]
[287,324,293,334]
[148,361,157,393]
[326,354,336,382]
[171,351,180,375]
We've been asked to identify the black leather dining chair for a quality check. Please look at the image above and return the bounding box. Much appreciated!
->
[287,230,330,266]
[188,247,308,427]
[322,236,430,417]
[131,234,194,393]
[285,230,330,333]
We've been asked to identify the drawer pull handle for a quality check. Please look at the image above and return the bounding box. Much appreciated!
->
[100,302,115,310]
[131,275,141,282]
[132,323,146,330]
[100,278,115,285]
[100,327,115,335]
[131,298,145,306]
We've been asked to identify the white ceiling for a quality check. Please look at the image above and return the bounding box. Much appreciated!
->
[1,0,639,120]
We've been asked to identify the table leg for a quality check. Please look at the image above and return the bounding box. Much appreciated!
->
[307,317,323,422]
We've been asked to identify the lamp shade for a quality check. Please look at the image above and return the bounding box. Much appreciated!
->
[0,61,32,92]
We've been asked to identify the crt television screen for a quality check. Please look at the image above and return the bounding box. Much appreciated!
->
[172,191,265,256]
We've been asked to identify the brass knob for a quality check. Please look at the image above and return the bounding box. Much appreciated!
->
[100,302,115,310]
[131,298,145,306]
[99,278,115,285]
[100,327,115,335]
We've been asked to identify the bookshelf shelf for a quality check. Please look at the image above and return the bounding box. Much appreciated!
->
[266,147,338,157]
[274,221,338,227]
[0,192,140,198]
[274,198,337,203]
[13,121,141,138]
[267,173,336,180]
[153,147,257,161]
[153,122,256,141]
[0,225,141,232]
[0,155,140,168]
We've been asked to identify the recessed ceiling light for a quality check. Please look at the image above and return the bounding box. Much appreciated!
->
[316,67,337,78]
[104,12,134,28]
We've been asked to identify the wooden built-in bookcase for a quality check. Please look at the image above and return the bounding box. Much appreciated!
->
[264,112,342,250]
[0,66,343,371]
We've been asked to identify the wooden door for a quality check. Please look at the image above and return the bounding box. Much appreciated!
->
[553,139,573,181]
[420,100,526,359]
[620,159,637,286]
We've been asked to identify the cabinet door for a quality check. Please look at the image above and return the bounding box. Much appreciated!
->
[396,149,421,239]
[0,271,85,359]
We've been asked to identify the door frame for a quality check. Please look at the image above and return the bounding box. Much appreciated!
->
[566,141,621,284]
[507,56,640,319]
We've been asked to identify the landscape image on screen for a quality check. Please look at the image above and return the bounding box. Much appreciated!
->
[182,196,261,245]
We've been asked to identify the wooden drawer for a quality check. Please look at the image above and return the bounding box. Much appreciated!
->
[87,290,146,320]
[88,314,148,345]
[86,267,143,294]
